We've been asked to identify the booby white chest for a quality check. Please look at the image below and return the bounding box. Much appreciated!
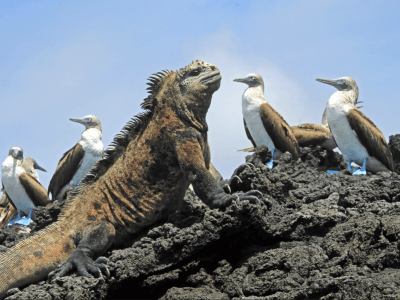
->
[1,157,35,215]
[70,128,103,186]
[326,93,369,164]
[242,88,275,150]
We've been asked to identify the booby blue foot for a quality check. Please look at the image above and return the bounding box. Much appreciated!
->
[347,160,353,172]
[15,209,34,226]
[327,170,340,175]
[266,149,275,169]
[8,210,22,226]
[352,158,367,175]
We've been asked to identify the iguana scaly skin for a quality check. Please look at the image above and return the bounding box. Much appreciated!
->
[0,60,261,298]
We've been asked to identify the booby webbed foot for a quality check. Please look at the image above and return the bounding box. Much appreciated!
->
[8,210,22,226]
[15,209,34,226]
[352,158,367,176]
[266,149,275,169]
[327,170,340,175]
[55,249,110,279]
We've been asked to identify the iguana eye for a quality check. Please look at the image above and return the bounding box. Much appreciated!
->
[189,70,200,76]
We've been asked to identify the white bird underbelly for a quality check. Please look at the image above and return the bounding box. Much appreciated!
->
[327,109,369,164]
[1,158,35,215]
[70,128,103,186]
[70,152,102,186]
[326,103,389,172]
[243,103,275,151]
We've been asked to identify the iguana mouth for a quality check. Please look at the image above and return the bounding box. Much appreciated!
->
[200,71,221,84]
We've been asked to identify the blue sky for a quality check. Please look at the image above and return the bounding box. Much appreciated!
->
[1,0,400,188]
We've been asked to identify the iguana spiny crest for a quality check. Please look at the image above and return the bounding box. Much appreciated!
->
[0,60,262,299]
[67,59,221,202]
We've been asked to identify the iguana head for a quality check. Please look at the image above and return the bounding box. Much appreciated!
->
[155,60,221,132]
[177,60,221,97]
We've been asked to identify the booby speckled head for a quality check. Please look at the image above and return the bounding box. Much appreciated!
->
[8,146,23,160]
[316,77,359,104]
[316,77,358,91]
[69,115,102,132]
[22,158,47,172]
[234,73,265,92]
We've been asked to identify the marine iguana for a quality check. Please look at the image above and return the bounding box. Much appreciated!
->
[0,60,262,298]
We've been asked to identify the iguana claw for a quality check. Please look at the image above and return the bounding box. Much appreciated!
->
[225,163,255,191]
[222,183,231,194]
[212,190,263,208]
[236,190,263,204]
[55,249,110,279]
[231,175,242,184]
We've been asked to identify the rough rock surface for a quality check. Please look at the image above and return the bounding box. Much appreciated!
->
[2,138,400,300]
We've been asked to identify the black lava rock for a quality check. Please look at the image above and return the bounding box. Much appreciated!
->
[3,138,400,300]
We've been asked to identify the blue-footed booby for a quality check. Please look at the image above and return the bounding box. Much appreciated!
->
[317,77,393,175]
[1,147,50,225]
[291,92,365,150]
[48,115,103,200]
[238,86,365,152]
[234,73,300,167]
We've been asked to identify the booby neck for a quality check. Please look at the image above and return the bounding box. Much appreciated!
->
[242,85,266,107]
[81,128,102,141]
[4,156,22,170]
[327,90,357,111]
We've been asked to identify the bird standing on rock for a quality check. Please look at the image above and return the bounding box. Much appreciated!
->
[48,115,103,200]
[0,157,48,226]
[234,73,300,168]
[317,77,393,175]
[1,147,49,225]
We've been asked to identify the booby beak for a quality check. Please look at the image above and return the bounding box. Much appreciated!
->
[233,78,247,84]
[34,162,47,172]
[316,78,346,89]
[69,118,86,125]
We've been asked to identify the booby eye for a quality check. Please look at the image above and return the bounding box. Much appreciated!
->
[189,69,200,76]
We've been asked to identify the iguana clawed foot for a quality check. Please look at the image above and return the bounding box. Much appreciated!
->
[223,163,256,193]
[212,189,263,208]
[55,249,110,279]
[235,190,263,204]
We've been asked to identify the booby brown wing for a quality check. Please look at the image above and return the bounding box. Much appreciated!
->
[19,173,50,207]
[292,123,334,148]
[259,102,300,160]
[347,108,394,171]
[243,119,257,148]
[48,143,85,199]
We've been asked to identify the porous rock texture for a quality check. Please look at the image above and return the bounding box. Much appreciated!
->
[3,138,400,299]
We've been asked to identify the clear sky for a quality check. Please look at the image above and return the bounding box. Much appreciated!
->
[1,0,400,189]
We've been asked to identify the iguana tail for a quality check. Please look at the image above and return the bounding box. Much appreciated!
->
[0,223,75,299]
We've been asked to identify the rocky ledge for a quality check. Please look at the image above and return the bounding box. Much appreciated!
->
[2,135,400,300]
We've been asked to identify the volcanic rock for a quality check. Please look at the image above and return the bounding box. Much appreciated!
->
[3,137,400,300]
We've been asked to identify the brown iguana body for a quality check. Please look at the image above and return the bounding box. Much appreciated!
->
[0,60,261,298]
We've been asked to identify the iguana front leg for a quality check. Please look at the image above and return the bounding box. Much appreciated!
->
[55,221,115,279]
[176,137,262,208]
